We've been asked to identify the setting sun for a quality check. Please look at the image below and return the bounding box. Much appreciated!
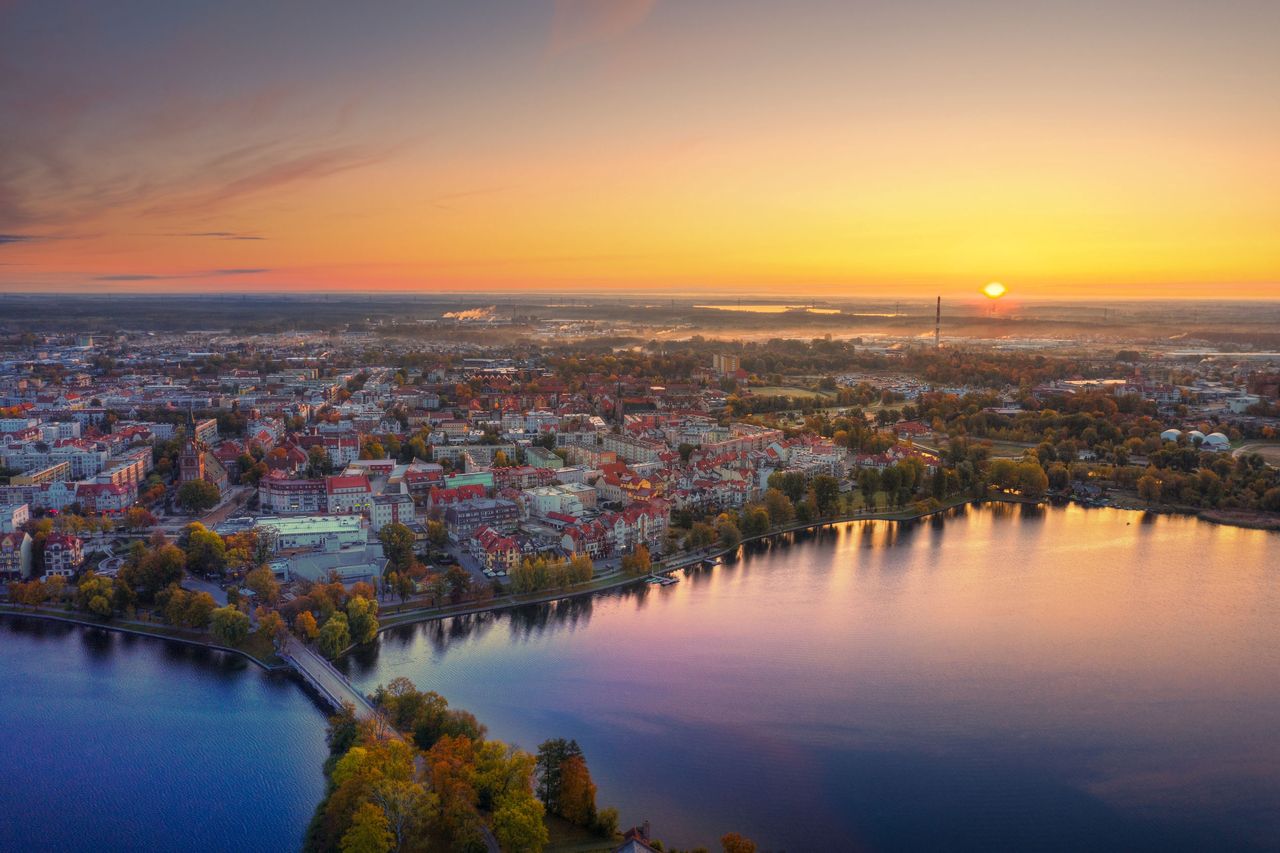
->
[983,282,1008,299]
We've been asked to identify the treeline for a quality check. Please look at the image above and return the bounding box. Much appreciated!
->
[308,678,758,853]
[508,554,593,594]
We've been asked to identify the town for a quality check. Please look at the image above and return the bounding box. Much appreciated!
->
[3,307,1279,666]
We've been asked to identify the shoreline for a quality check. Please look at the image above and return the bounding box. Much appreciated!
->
[0,605,288,671]
[367,494,1011,640]
[366,494,1277,642]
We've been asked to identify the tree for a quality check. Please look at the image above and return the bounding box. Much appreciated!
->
[183,524,228,576]
[245,564,280,605]
[124,506,156,531]
[721,832,758,853]
[685,522,716,550]
[256,609,288,648]
[296,610,320,642]
[715,515,741,549]
[763,488,794,526]
[177,479,220,514]
[620,544,651,576]
[1137,473,1163,503]
[535,738,584,812]
[812,475,840,516]
[319,612,352,659]
[492,793,548,852]
[347,595,380,645]
[378,523,416,573]
[426,520,448,548]
[120,543,186,603]
[210,605,250,645]
[341,802,394,853]
[558,754,598,826]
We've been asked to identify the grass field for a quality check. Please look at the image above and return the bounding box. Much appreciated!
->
[749,385,833,400]
[1235,442,1280,467]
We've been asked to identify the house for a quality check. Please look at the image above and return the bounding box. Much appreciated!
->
[474,526,520,573]
[43,532,85,578]
[0,531,32,578]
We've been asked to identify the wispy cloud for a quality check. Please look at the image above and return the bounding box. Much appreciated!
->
[94,268,272,282]
[145,143,393,217]
[170,231,267,241]
[0,233,39,245]
[549,0,658,54]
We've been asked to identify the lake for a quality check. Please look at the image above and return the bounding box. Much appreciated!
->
[338,504,1280,851]
[0,618,328,852]
[3,503,1278,851]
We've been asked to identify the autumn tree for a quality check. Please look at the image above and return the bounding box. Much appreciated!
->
[295,610,320,642]
[721,832,758,853]
[245,564,280,605]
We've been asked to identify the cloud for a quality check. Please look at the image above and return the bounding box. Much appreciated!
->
[171,231,267,241]
[0,233,38,245]
[549,0,658,54]
[93,268,271,282]
[146,144,393,217]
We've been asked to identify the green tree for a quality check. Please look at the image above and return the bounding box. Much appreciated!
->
[715,515,741,549]
[177,479,220,514]
[347,595,380,645]
[319,612,352,658]
[210,605,250,645]
[182,523,228,576]
[492,793,548,852]
[763,488,794,526]
[341,802,394,853]
[378,522,416,573]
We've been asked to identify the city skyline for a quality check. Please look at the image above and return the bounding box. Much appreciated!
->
[2,0,1278,298]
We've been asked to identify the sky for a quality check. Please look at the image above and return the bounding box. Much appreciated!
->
[1,0,1278,299]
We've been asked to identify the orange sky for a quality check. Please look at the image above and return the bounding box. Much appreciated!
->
[1,1,1278,298]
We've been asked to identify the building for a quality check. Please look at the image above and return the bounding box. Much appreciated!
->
[0,502,30,533]
[0,531,32,578]
[256,515,367,553]
[259,473,326,515]
[43,532,84,578]
[712,353,741,376]
[325,474,373,514]
[443,498,519,538]
[370,493,415,532]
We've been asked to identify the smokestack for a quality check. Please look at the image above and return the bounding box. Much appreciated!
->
[934,296,941,348]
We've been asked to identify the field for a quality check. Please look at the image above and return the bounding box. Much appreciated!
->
[749,385,833,400]
[1235,442,1280,467]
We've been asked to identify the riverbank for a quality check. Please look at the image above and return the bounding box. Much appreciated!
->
[0,604,288,670]
[370,493,984,638]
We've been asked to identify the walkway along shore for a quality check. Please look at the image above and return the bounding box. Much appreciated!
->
[368,493,991,639]
[0,605,289,670]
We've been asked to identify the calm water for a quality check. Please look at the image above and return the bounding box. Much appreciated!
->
[0,618,328,852]
[339,504,1280,851]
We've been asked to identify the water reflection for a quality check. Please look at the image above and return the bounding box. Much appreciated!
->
[345,504,1280,851]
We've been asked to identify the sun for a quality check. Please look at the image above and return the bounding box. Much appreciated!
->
[982,282,1007,299]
